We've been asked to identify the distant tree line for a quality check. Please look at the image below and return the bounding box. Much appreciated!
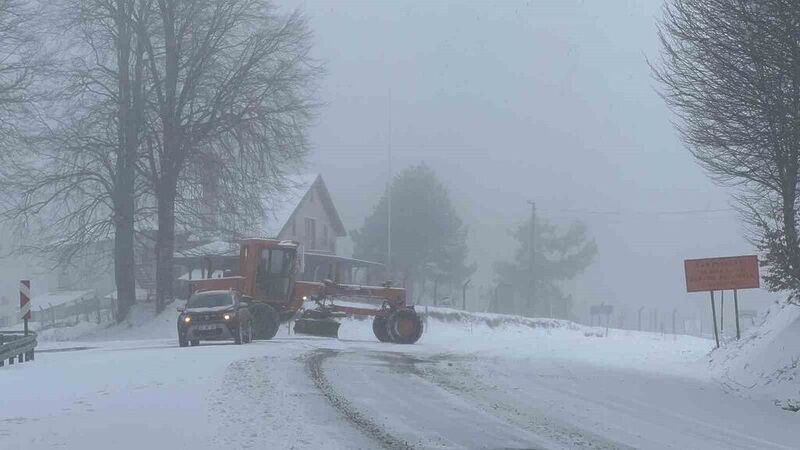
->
[493,217,596,319]
[0,0,321,320]
[352,163,596,318]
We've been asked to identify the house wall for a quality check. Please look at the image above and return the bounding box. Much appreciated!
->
[278,184,338,254]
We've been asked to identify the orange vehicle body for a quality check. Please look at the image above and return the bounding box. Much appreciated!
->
[189,238,408,320]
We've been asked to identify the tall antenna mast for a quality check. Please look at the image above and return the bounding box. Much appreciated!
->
[387,88,393,278]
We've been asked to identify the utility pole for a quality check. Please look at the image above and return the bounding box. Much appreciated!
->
[433,276,439,307]
[462,279,471,310]
[386,88,393,279]
[491,283,501,313]
[528,200,536,316]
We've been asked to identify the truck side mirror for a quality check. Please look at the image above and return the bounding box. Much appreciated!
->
[176,306,185,312]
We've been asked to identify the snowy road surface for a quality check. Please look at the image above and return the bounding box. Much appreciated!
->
[1,317,798,450]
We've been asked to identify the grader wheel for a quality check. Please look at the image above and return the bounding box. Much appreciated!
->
[387,308,423,344]
[250,303,280,340]
[372,316,392,342]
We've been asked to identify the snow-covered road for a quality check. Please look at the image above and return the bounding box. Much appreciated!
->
[1,316,798,449]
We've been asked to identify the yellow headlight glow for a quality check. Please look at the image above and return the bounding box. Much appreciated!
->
[183,316,191,323]
[223,313,231,321]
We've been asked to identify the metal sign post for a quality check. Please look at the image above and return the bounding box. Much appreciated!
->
[710,291,719,348]
[638,306,644,331]
[590,304,613,336]
[734,289,740,340]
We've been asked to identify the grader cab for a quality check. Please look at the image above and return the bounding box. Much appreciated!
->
[189,238,424,344]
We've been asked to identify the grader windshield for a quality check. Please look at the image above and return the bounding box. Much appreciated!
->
[256,247,295,300]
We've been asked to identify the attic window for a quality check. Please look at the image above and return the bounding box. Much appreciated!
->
[308,190,314,203]
[291,217,296,236]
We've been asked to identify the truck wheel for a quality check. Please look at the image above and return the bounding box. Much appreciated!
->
[244,322,253,343]
[234,323,243,345]
[372,316,392,342]
[387,309,423,344]
[251,304,280,340]
[190,339,199,346]
[179,334,189,347]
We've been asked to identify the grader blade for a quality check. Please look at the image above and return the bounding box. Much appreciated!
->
[294,318,341,338]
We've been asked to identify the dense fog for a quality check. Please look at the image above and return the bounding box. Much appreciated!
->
[293,0,777,326]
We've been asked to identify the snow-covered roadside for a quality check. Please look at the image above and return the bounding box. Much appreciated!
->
[2,305,797,449]
[3,301,184,346]
[340,307,714,380]
[710,301,800,410]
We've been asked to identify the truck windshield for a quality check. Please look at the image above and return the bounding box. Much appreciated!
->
[257,248,295,299]
[187,292,233,308]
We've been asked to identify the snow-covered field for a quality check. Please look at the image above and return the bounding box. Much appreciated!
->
[1,305,798,449]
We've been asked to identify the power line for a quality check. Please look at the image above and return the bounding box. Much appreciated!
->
[541,207,735,216]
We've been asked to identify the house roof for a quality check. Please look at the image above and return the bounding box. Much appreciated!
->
[304,251,384,268]
[174,240,239,258]
[263,174,346,238]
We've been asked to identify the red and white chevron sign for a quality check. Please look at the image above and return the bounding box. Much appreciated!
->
[19,279,31,320]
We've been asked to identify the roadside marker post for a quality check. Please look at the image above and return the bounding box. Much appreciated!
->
[19,279,31,336]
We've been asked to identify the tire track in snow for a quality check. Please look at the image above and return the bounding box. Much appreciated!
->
[303,348,416,450]
[312,349,550,450]
[406,353,629,450]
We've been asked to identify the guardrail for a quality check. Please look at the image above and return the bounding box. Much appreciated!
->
[0,331,37,367]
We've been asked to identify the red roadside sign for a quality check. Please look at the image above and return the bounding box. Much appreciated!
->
[684,255,759,293]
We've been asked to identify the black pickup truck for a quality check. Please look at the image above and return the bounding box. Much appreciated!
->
[177,290,253,347]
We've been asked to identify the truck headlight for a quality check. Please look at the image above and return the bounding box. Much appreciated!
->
[183,316,191,323]
[223,313,232,321]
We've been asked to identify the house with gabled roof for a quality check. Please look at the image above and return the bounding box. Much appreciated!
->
[263,174,345,253]
[174,174,384,291]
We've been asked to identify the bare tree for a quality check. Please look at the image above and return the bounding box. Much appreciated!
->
[0,0,150,321]
[653,0,800,300]
[138,0,321,311]
[79,0,150,320]
[0,1,43,145]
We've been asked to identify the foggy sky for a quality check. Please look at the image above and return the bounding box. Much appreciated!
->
[287,0,780,323]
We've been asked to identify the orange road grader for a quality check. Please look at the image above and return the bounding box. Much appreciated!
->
[189,238,424,344]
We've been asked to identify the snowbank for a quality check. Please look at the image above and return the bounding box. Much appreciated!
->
[339,306,713,379]
[34,301,183,343]
[710,301,800,410]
